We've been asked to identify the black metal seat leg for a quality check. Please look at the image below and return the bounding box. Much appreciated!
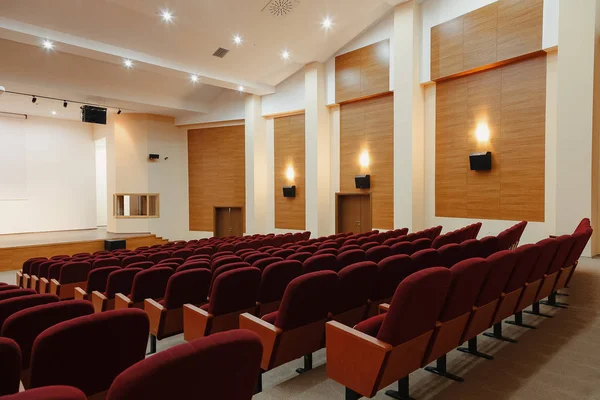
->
[255,370,264,394]
[296,353,313,374]
[505,311,537,329]
[456,336,494,360]
[523,302,554,318]
[482,322,518,343]
[147,334,157,355]
[540,292,569,308]
[346,387,362,400]
[424,355,464,382]
[385,376,416,400]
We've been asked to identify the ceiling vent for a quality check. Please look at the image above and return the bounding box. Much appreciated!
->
[212,47,230,58]
[262,0,299,16]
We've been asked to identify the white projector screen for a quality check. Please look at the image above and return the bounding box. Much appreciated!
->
[0,117,27,200]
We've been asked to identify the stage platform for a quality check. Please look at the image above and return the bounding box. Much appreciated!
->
[0,228,167,272]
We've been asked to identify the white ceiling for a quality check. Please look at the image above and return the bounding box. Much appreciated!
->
[0,0,401,121]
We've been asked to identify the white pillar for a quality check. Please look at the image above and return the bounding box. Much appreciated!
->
[556,0,596,255]
[393,0,425,232]
[245,95,268,234]
[304,62,332,237]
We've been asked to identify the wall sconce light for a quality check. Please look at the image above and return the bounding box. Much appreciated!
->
[475,122,490,142]
[359,150,370,168]
[285,165,295,181]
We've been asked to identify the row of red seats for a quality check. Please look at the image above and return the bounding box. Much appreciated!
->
[327,219,592,399]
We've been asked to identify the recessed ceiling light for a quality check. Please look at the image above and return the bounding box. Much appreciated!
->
[42,40,54,50]
[123,59,133,68]
[190,74,199,83]
[51,111,56,115]
[237,85,245,92]
[281,50,290,60]
[161,9,173,23]
[233,35,243,45]
[322,17,332,30]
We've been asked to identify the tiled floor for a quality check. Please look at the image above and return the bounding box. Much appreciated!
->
[2,257,599,400]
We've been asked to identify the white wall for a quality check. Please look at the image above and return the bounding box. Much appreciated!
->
[175,90,246,126]
[262,70,306,116]
[94,137,107,226]
[0,115,96,234]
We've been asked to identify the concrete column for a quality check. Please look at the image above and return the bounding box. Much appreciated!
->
[556,0,597,255]
[393,0,425,232]
[304,62,332,237]
[245,95,268,234]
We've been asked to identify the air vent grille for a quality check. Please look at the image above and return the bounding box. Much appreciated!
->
[212,47,230,58]
[262,0,298,16]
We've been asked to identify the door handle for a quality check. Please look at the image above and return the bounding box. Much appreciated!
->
[355,221,361,225]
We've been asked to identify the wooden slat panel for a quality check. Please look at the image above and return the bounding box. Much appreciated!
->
[336,40,390,103]
[188,126,246,232]
[463,3,498,71]
[497,0,544,61]
[340,94,394,229]
[431,17,464,81]
[274,114,306,230]
[435,55,546,222]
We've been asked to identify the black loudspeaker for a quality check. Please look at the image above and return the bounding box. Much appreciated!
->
[355,175,371,189]
[149,154,160,160]
[469,152,492,171]
[104,239,126,251]
[283,186,296,198]
[81,106,107,125]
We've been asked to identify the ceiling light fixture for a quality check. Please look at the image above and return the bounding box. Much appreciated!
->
[281,50,290,60]
[123,59,133,68]
[161,9,173,23]
[190,74,199,83]
[51,111,57,115]
[63,101,68,108]
[233,35,243,45]
[42,40,54,50]
[322,17,332,30]
[31,96,37,104]
[238,85,245,92]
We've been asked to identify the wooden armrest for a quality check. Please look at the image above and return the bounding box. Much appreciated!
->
[145,299,166,336]
[114,293,132,310]
[39,278,50,294]
[16,271,23,287]
[31,276,40,291]
[50,279,60,295]
[91,291,107,313]
[239,313,281,370]
[23,274,31,288]
[326,321,392,397]
[74,287,88,301]
[378,303,390,314]
[183,304,211,341]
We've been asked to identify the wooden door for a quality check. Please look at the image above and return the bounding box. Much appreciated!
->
[336,194,372,234]
[214,207,244,238]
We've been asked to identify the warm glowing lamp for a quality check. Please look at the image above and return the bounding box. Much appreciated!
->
[286,165,295,181]
[475,122,490,142]
[359,151,370,168]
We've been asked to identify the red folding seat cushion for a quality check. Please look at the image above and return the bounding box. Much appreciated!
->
[0,337,20,396]
[29,309,149,396]
[106,330,262,400]
[2,300,94,369]
[161,269,211,309]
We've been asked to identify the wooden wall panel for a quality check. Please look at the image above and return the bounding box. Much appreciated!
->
[336,40,390,104]
[431,0,542,81]
[435,55,546,222]
[274,114,306,230]
[188,126,245,232]
[340,94,394,229]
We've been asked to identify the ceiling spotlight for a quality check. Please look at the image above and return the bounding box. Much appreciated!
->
[281,50,290,60]
[31,96,37,104]
[51,111,57,115]
[123,59,133,68]
[237,85,245,92]
[322,17,332,30]
[117,109,122,115]
[63,101,68,108]
[161,9,173,23]
[190,74,199,83]
[42,39,54,50]
[233,35,243,45]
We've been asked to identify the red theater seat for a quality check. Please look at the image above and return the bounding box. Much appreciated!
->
[303,254,337,273]
[287,252,313,263]
[253,257,283,271]
[92,268,142,313]
[0,289,37,301]
[336,249,366,271]
[74,266,120,301]
[50,262,92,300]
[365,246,393,264]
[331,262,377,327]
[257,260,302,316]
[121,255,146,268]
[0,386,87,400]
[114,267,173,310]
[0,294,59,333]
[0,337,21,396]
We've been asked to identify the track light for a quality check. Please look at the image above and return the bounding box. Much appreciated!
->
[117,109,122,115]
[63,101,68,108]
[237,85,245,92]
[32,96,37,104]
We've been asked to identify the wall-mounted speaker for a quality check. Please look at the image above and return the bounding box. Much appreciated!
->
[283,186,296,198]
[104,239,126,251]
[355,175,371,189]
[81,105,107,125]
[149,154,160,160]
[469,152,492,171]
